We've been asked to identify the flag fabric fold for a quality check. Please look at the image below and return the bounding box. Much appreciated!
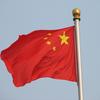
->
[1,26,77,87]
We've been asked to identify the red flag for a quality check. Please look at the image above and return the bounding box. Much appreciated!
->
[1,26,77,87]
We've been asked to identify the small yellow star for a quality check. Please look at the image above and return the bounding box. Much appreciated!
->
[59,31,69,45]
[47,33,52,36]
[46,41,51,45]
[52,46,56,51]
[44,37,48,40]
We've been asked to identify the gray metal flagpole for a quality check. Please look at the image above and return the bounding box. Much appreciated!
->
[72,8,84,100]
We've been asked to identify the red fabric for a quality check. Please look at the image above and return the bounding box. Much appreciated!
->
[1,26,77,87]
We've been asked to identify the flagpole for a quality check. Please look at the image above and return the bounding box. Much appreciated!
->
[72,8,84,100]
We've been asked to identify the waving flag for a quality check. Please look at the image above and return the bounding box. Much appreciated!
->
[1,26,77,87]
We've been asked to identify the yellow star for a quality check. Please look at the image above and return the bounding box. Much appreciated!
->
[44,37,48,40]
[52,46,56,51]
[59,31,69,45]
[46,40,51,45]
[47,33,52,36]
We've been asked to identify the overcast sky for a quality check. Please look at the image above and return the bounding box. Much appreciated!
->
[0,0,100,100]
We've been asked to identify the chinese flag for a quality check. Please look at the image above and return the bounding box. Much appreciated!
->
[1,26,77,87]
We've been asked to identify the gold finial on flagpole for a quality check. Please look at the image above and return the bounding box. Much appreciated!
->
[72,8,80,20]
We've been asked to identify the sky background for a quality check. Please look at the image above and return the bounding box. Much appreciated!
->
[0,0,100,100]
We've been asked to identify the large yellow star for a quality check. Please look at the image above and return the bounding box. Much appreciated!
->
[59,31,69,45]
